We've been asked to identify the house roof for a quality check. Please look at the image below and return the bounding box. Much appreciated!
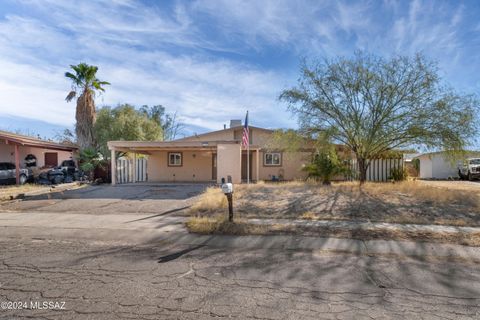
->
[107,140,262,154]
[107,125,274,153]
[173,125,274,142]
[403,153,422,162]
[108,140,240,149]
[0,130,78,151]
[413,150,480,159]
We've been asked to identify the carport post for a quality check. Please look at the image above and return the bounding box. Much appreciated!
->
[255,150,259,182]
[111,148,116,186]
[14,144,20,185]
[132,152,136,183]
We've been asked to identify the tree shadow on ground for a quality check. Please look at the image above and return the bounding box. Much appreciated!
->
[236,184,480,226]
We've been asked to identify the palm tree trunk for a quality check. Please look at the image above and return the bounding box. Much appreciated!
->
[75,91,96,149]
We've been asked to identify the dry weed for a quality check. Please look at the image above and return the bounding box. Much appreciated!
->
[0,184,48,197]
[359,181,480,208]
[300,211,317,220]
[189,187,226,213]
[189,180,480,227]
[186,215,268,235]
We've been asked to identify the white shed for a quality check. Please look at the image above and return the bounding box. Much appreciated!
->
[414,151,480,179]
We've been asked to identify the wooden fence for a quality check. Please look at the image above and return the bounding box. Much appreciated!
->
[116,158,147,184]
[346,158,404,182]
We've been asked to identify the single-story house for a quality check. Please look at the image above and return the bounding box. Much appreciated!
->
[414,151,480,179]
[108,120,408,185]
[0,130,77,184]
[108,120,314,184]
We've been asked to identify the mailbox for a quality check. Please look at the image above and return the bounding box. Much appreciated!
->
[221,182,233,194]
[221,178,234,222]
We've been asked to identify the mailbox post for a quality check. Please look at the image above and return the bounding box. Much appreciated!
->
[221,178,234,222]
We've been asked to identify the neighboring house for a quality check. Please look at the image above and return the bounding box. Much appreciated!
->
[0,130,77,184]
[108,120,313,184]
[414,151,480,179]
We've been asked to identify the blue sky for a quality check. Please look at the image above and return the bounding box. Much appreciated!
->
[0,0,479,140]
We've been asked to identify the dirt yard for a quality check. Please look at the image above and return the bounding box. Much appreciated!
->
[190,181,480,227]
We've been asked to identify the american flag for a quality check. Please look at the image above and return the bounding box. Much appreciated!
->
[242,111,249,148]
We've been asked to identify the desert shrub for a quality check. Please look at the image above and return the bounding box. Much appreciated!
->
[389,167,408,181]
[412,158,420,175]
[78,148,105,180]
[303,148,346,185]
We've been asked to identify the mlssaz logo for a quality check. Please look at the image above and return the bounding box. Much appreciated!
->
[30,301,66,310]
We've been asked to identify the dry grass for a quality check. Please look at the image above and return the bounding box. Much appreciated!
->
[190,181,480,227]
[186,215,269,235]
[360,181,480,208]
[299,225,480,247]
[189,187,227,213]
[0,184,49,201]
[300,211,316,220]
[185,215,480,246]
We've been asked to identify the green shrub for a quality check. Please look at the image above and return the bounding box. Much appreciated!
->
[389,167,408,181]
[303,148,346,185]
[79,148,105,180]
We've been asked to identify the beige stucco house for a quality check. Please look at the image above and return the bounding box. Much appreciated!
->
[108,121,311,184]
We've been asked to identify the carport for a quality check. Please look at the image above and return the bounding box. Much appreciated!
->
[0,130,77,185]
[108,140,260,185]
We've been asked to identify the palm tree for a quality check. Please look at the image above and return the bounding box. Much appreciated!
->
[65,63,110,149]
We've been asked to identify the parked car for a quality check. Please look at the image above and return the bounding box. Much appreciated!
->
[458,158,480,181]
[0,162,32,185]
[37,159,84,185]
[59,159,77,176]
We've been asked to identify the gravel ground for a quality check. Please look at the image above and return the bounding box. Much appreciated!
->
[418,179,480,191]
[223,181,480,227]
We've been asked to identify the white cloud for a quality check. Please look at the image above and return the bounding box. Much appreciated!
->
[0,0,478,136]
[0,1,295,131]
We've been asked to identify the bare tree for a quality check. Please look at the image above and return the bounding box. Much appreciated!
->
[139,105,184,141]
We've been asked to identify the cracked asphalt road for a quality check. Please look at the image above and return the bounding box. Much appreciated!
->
[1,184,480,319]
[1,236,480,320]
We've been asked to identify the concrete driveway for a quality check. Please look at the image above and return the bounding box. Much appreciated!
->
[0,184,211,215]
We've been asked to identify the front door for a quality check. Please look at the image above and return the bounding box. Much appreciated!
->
[44,152,58,167]
[241,153,252,181]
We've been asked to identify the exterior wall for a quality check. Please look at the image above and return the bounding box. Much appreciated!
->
[251,129,273,146]
[148,150,215,182]
[217,143,241,183]
[258,151,310,181]
[0,140,74,168]
[418,153,468,179]
[418,156,433,179]
[431,155,458,179]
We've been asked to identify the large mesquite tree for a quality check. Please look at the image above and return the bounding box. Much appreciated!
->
[65,63,110,149]
[280,53,478,183]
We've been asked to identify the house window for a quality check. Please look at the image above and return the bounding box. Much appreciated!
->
[264,152,282,166]
[168,152,182,166]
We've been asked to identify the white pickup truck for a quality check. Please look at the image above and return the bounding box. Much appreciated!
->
[458,158,480,181]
